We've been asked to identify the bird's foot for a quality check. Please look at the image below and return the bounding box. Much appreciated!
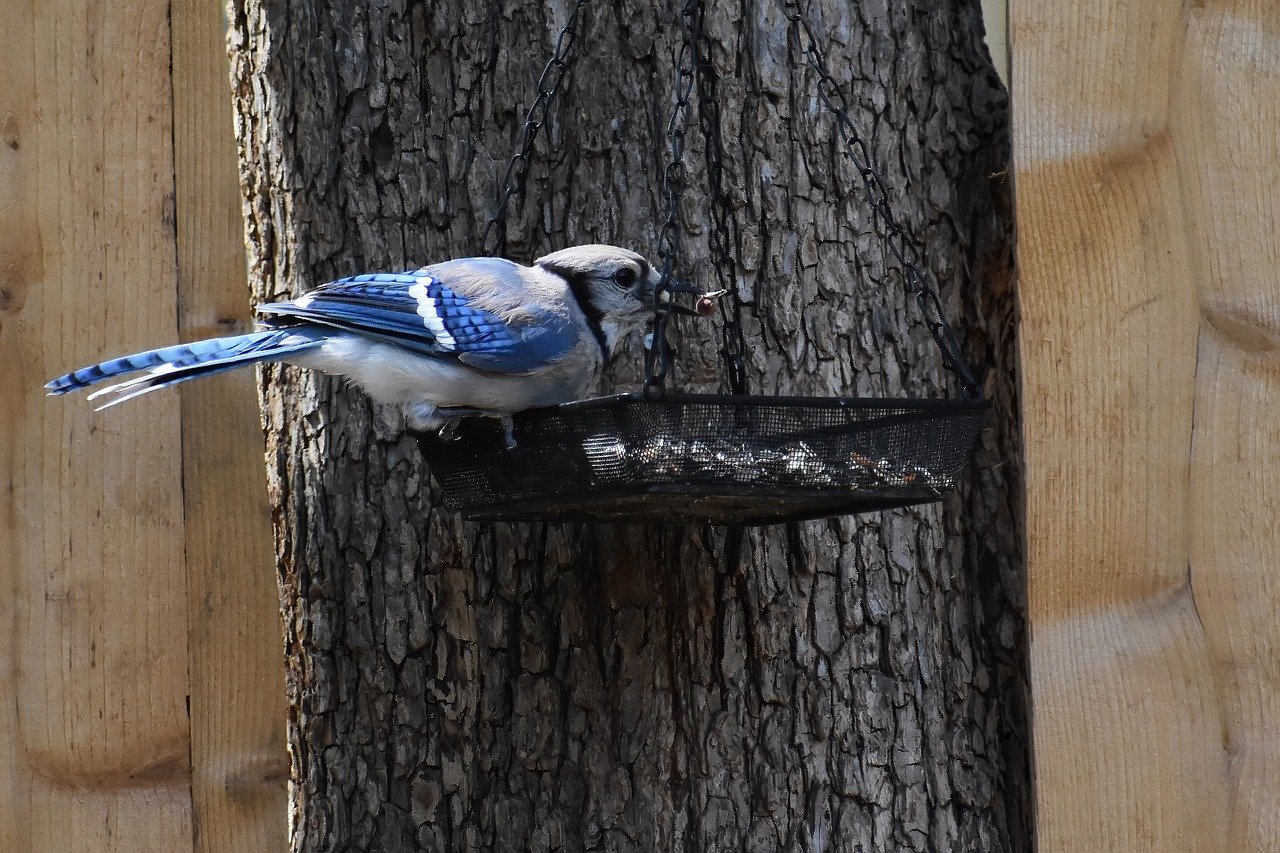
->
[437,418,464,442]
[410,405,517,448]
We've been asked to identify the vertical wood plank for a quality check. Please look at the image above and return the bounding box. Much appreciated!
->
[171,1,289,850]
[1016,0,1279,848]
[1176,2,1280,848]
[0,0,38,840]
[0,0,194,847]
[1013,0,1221,847]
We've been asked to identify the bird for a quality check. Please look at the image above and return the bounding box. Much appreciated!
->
[46,244,713,436]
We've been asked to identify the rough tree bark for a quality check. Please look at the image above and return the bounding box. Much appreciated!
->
[227,0,1024,849]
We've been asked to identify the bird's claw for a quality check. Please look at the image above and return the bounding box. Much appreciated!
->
[432,411,516,448]
[437,419,464,442]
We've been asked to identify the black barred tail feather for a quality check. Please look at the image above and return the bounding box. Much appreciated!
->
[45,328,324,409]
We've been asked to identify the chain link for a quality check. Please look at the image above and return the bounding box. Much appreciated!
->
[644,0,703,397]
[481,0,592,258]
[779,0,981,399]
[483,0,976,399]
[691,11,750,396]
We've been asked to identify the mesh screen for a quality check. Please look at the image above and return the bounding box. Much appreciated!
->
[416,394,987,525]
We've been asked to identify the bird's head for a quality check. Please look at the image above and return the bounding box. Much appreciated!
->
[535,244,707,343]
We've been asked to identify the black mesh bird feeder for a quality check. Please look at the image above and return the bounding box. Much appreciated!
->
[415,0,989,525]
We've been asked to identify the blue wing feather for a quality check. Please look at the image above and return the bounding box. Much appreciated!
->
[257,268,576,374]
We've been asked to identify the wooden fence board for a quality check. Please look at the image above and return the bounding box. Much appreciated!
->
[1177,3,1280,848]
[171,0,289,849]
[0,0,194,845]
[1,0,287,847]
[27,782,194,852]
[7,0,192,779]
[1014,0,1279,847]
[0,2,38,844]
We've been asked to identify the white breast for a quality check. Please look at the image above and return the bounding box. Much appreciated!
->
[293,335,603,414]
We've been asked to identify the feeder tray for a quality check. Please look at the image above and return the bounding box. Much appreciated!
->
[423,0,991,526]
[416,393,987,525]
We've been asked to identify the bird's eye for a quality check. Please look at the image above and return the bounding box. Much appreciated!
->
[613,267,638,288]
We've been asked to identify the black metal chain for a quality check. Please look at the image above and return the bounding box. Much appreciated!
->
[482,0,975,399]
[691,12,750,396]
[644,0,703,397]
[779,0,981,399]
[481,0,592,258]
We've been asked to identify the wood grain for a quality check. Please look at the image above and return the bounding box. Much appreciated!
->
[1177,2,1280,848]
[1014,0,1279,847]
[0,4,37,844]
[171,0,289,849]
[1,0,288,847]
[0,0,194,847]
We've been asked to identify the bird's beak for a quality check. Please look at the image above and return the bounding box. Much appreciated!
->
[656,277,722,316]
[662,277,703,295]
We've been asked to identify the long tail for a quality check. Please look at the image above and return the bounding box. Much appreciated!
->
[45,328,324,409]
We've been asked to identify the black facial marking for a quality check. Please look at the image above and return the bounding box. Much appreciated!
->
[563,272,609,359]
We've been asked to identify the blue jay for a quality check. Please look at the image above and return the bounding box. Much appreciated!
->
[47,245,710,433]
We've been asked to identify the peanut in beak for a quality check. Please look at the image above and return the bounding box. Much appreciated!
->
[656,286,728,317]
[695,289,729,317]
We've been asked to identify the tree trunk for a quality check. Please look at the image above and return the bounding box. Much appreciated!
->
[227,0,1024,849]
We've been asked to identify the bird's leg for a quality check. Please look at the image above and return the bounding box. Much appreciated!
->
[404,401,445,433]
[436,406,492,420]
[406,402,487,438]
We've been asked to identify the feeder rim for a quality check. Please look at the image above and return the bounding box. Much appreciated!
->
[523,392,991,414]
[456,484,951,526]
